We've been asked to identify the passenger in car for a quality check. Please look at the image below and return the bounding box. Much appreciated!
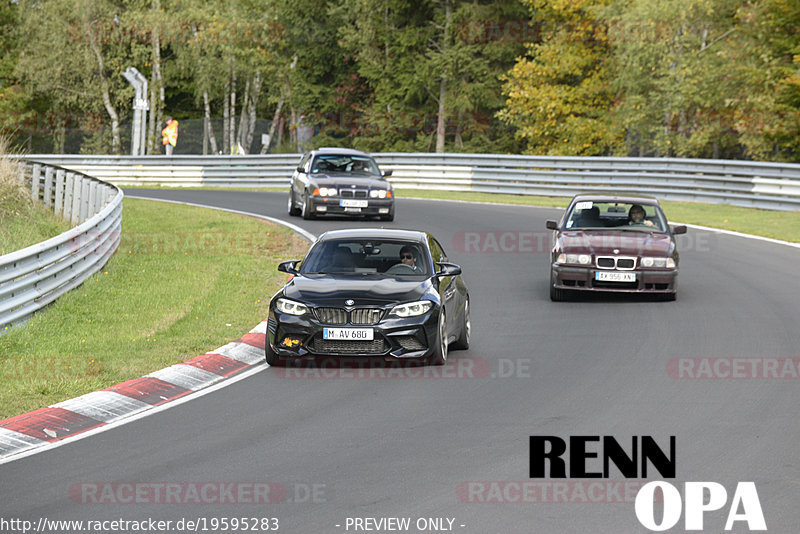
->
[579,206,602,227]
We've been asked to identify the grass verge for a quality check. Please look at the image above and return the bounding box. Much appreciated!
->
[0,145,71,255]
[0,198,308,420]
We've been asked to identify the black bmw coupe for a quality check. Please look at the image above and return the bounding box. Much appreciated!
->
[266,229,470,366]
[287,148,395,221]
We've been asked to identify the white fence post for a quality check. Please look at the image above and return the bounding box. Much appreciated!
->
[43,167,54,208]
[54,169,66,217]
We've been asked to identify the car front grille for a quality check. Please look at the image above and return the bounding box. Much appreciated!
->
[313,307,384,325]
[314,308,348,325]
[340,189,368,199]
[596,256,637,270]
[308,335,389,355]
[350,308,384,325]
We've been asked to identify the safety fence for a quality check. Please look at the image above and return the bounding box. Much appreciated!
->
[26,153,800,211]
[0,161,123,332]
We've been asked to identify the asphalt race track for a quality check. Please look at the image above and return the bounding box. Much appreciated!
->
[2,190,799,533]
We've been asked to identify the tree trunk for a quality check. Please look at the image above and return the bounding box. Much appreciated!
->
[148,0,163,154]
[435,0,451,153]
[263,99,283,154]
[290,106,297,149]
[237,77,250,151]
[276,114,285,148]
[245,73,261,153]
[87,25,120,154]
[223,77,230,154]
[229,68,237,153]
[204,91,218,154]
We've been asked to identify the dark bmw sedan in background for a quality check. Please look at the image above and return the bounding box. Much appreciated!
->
[287,148,395,221]
[266,229,470,366]
[547,194,687,301]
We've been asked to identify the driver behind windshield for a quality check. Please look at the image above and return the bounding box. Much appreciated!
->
[398,245,421,272]
[628,204,655,227]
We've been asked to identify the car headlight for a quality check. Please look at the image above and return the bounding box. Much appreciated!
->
[557,253,591,265]
[316,187,337,197]
[275,298,309,316]
[390,300,433,317]
[641,257,675,268]
[370,189,388,199]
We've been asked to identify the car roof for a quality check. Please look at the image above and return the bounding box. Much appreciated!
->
[317,228,428,243]
[311,147,372,157]
[569,193,661,206]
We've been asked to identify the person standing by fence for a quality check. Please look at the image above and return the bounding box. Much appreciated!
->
[162,116,178,155]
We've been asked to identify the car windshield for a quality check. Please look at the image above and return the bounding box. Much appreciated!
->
[310,155,380,175]
[564,201,668,232]
[299,239,429,276]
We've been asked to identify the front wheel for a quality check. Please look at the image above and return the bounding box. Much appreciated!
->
[301,192,315,220]
[428,310,448,366]
[549,271,567,302]
[265,341,285,367]
[287,189,301,216]
[451,298,470,350]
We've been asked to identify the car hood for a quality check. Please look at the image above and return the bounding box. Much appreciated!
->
[557,230,674,256]
[310,173,390,189]
[282,275,430,307]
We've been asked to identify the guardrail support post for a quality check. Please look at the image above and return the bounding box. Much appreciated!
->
[31,164,41,201]
[54,169,66,217]
[17,161,26,186]
[79,178,90,222]
[88,181,98,218]
[71,174,83,225]
[43,167,54,209]
[62,172,74,221]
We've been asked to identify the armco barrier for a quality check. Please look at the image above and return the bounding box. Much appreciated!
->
[26,153,800,211]
[0,160,123,332]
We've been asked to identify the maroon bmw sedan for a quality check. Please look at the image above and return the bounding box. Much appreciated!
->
[546,195,687,301]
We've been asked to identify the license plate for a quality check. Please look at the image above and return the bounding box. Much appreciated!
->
[323,328,374,340]
[340,199,368,208]
[595,271,636,282]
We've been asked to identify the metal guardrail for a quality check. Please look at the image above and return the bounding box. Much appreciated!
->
[0,161,123,332]
[25,153,800,211]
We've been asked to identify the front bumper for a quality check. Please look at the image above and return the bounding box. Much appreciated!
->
[267,308,439,361]
[310,197,394,216]
[551,264,678,293]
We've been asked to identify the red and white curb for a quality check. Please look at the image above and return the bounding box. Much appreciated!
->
[0,321,268,462]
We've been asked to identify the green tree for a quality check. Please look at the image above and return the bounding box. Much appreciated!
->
[15,0,139,154]
[731,0,800,161]
[606,0,742,158]
[499,0,622,156]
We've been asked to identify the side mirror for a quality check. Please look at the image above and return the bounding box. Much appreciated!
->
[296,166,305,173]
[672,225,687,235]
[435,262,462,277]
[546,220,559,230]
[278,260,300,274]
[382,169,393,177]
